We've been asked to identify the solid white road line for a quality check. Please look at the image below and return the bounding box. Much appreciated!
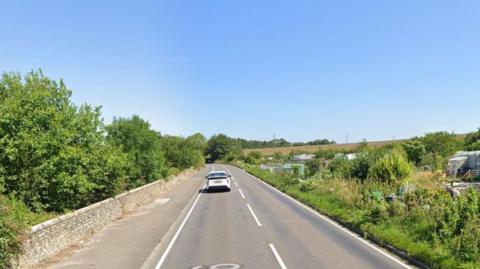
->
[269,243,288,269]
[246,203,262,227]
[238,188,246,199]
[154,188,204,269]
[239,170,412,269]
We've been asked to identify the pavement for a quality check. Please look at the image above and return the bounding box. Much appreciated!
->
[42,164,417,269]
[39,167,207,269]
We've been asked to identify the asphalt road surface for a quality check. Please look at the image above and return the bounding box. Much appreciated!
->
[144,164,414,269]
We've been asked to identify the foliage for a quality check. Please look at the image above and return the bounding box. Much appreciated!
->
[0,195,25,268]
[401,132,462,170]
[161,133,206,170]
[464,128,480,151]
[0,70,211,265]
[305,159,321,177]
[244,151,262,165]
[350,152,376,180]
[106,115,167,188]
[206,134,241,161]
[0,71,128,212]
[403,138,427,165]
[367,150,412,183]
[325,155,352,178]
[421,132,460,157]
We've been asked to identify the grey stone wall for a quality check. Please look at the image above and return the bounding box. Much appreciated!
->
[17,168,197,268]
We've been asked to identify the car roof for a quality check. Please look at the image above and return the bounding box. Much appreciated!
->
[208,170,227,175]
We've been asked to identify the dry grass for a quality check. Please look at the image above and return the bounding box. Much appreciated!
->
[243,133,468,156]
[243,139,406,155]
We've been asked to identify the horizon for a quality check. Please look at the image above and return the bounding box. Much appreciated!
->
[1,1,479,142]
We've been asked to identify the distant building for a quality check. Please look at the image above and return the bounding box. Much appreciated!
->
[447,151,480,177]
[346,153,358,160]
[292,154,315,162]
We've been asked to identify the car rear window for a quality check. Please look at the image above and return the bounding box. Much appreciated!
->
[207,173,227,179]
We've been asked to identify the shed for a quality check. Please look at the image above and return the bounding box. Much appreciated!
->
[447,151,480,177]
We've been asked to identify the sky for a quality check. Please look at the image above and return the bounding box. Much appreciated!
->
[1,0,479,143]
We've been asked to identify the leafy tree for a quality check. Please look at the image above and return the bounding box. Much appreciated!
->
[106,115,167,188]
[402,138,427,165]
[161,133,206,169]
[421,132,460,159]
[465,128,480,151]
[206,134,240,161]
[0,71,127,212]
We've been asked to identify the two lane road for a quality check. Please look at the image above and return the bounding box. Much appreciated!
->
[147,164,413,269]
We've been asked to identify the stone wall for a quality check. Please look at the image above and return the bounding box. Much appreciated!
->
[17,168,197,268]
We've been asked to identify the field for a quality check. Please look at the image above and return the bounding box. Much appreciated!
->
[242,139,407,155]
[243,133,468,155]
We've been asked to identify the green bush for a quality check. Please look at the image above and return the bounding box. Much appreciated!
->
[326,156,352,178]
[0,196,24,268]
[464,128,480,151]
[368,150,412,183]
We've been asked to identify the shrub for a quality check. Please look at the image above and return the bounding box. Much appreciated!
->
[464,128,480,151]
[368,150,412,183]
[403,138,427,165]
[305,159,321,177]
[326,156,352,178]
[0,196,26,268]
[350,152,376,180]
[368,202,389,224]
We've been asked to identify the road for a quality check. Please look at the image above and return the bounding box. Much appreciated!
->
[144,164,414,269]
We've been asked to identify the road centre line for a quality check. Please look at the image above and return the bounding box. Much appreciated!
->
[269,243,288,269]
[154,186,204,269]
[238,188,246,199]
[246,203,262,227]
[240,169,412,269]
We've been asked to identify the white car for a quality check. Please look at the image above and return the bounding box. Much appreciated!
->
[205,171,231,192]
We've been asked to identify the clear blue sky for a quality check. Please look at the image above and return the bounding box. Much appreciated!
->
[1,0,479,142]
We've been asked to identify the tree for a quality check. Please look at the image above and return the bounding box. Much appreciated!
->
[161,133,206,169]
[106,115,167,188]
[402,138,427,165]
[206,134,240,161]
[465,128,480,151]
[421,132,460,158]
[0,71,127,212]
